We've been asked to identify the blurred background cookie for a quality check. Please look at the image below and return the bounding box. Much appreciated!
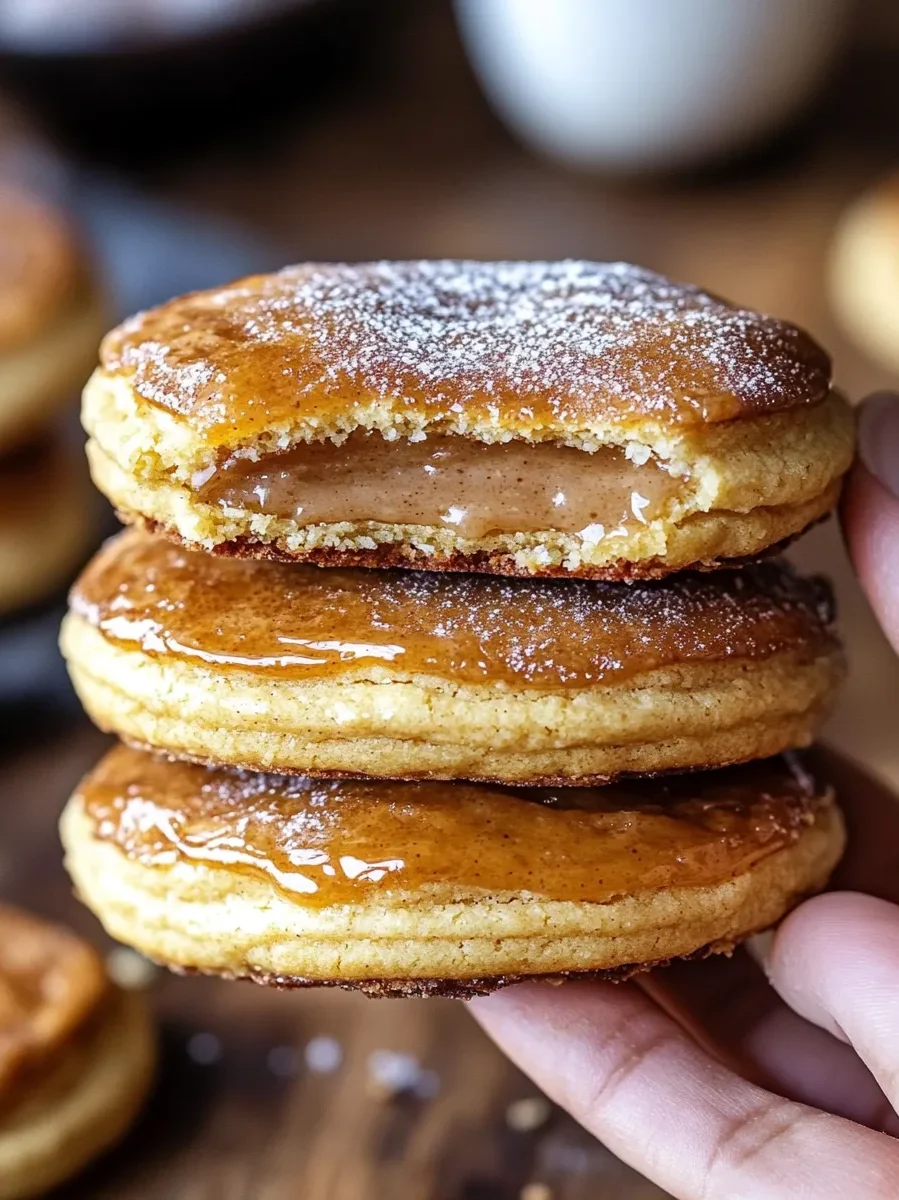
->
[0,179,103,704]
[0,183,104,454]
[0,903,154,1200]
[0,438,92,618]
[0,151,279,708]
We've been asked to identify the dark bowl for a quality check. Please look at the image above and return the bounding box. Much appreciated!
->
[0,0,406,166]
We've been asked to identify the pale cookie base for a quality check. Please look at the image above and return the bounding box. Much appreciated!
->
[61,794,844,995]
[0,452,94,617]
[0,987,155,1200]
[83,380,854,576]
[61,615,843,782]
[0,289,107,454]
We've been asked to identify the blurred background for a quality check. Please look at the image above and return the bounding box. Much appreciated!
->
[1,1,898,1195]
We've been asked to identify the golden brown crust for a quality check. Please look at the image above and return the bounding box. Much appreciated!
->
[100,261,831,451]
[109,733,817,789]
[63,659,842,784]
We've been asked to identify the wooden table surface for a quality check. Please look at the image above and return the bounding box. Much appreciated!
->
[4,3,899,1196]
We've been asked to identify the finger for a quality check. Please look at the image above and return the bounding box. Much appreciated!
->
[471,981,899,1199]
[640,949,898,1133]
[856,391,899,499]
[767,891,899,1115]
[842,465,899,653]
[842,392,899,656]
[640,750,899,1130]
[811,746,899,905]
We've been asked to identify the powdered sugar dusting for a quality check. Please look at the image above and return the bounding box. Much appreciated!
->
[103,261,831,437]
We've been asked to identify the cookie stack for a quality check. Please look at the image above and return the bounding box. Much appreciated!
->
[0,185,105,619]
[60,261,854,996]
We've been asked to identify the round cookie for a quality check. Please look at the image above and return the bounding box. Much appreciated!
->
[829,174,899,375]
[0,905,154,1200]
[61,530,845,784]
[0,439,94,617]
[61,745,844,996]
[0,185,107,453]
[83,260,854,579]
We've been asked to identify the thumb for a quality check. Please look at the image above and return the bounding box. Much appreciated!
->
[842,392,899,656]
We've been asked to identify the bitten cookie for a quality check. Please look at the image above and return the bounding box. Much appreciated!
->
[82,260,853,578]
[0,186,106,453]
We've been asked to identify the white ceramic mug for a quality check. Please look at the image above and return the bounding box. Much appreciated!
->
[455,0,852,172]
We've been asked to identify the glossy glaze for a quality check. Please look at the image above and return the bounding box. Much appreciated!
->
[70,530,838,688]
[79,746,830,907]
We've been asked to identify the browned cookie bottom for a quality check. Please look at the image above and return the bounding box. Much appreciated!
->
[166,940,743,999]
[138,515,818,581]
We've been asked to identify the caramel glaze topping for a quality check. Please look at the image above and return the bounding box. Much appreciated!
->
[0,904,107,1102]
[71,530,838,689]
[101,261,832,446]
[80,745,831,908]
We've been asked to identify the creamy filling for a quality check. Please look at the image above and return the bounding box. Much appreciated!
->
[195,432,686,540]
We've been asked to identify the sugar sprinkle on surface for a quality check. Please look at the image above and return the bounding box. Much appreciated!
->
[104,261,831,435]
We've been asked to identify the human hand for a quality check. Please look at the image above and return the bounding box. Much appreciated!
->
[470,392,899,1199]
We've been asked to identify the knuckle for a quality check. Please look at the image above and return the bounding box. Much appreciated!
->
[703,1099,805,1197]
[578,1008,683,1118]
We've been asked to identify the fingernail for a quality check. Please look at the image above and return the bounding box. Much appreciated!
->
[858,392,899,498]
